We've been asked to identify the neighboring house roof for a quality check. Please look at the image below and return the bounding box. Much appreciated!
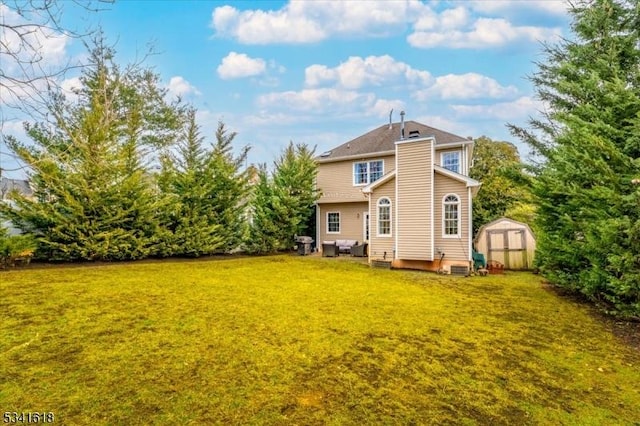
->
[317,121,471,162]
[0,177,32,200]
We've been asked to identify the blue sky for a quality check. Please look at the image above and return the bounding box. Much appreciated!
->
[1,0,572,179]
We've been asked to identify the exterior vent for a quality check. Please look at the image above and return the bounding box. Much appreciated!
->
[450,265,470,276]
[320,151,332,157]
[408,130,420,138]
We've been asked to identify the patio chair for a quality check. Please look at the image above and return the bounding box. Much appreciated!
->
[472,250,486,270]
[350,242,368,257]
[322,241,338,257]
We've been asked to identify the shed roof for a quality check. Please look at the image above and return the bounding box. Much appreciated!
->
[317,121,470,162]
[474,217,536,244]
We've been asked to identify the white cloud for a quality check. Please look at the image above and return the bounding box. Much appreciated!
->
[1,119,28,135]
[0,4,71,74]
[211,1,413,44]
[306,56,515,101]
[257,88,371,111]
[243,112,302,127]
[469,0,569,17]
[305,55,431,90]
[211,0,566,48]
[451,96,545,121]
[256,88,400,119]
[59,76,83,103]
[217,52,267,79]
[440,6,470,30]
[167,76,201,98]
[414,114,473,138]
[415,73,518,100]
[408,17,562,49]
[211,1,564,50]
[370,99,405,118]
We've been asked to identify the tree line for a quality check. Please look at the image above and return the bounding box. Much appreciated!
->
[0,37,318,261]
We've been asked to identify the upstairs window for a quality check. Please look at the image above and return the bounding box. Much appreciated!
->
[443,194,460,237]
[353,160,384,185]
[441,151,461,174]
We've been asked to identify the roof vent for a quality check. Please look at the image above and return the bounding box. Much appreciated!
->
[408,130,420,138]
[320,151,332,157]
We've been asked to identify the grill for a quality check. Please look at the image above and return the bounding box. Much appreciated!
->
[294,236,314,255]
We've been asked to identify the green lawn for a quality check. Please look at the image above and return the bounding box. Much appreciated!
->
[1,256,639,425]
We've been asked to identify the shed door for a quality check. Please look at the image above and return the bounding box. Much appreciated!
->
[487,228,527,269]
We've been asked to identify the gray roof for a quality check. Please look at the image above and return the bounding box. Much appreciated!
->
[318,120,470,161]
[0,177,32,199]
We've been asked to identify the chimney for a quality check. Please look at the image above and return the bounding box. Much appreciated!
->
[400,110,405,140]
[388,109,393,130]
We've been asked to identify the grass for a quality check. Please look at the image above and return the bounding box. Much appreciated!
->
[1,255,639,425]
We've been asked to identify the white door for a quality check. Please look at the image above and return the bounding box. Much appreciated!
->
[363,212,369,242]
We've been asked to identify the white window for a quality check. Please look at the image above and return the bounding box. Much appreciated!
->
[443,194,460,237]
[353,160,384,185]
[327,212,340,234]
[377,198,391,236]
[441,151,460,173]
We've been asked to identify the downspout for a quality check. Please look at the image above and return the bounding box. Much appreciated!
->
[468,186,473,263]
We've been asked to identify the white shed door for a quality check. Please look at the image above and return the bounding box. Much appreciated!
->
[487,228,527,269]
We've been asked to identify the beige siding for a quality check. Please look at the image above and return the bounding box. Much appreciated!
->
[317,155,394,203]
[318,202,368,245]
[369,177,395,260]
[396,139,433,261]
[434,173,470,261]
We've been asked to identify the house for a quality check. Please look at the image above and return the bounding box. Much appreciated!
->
[1,177,32,235]
[315,114,481,272]
[1,177,32,201]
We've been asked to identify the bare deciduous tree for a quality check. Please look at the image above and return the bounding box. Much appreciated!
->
[1,0,111,175]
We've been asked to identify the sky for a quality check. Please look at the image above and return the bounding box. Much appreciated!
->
[0,0,573,179]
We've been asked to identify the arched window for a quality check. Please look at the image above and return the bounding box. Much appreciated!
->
[377,197,391,236]
[443,194,460,237]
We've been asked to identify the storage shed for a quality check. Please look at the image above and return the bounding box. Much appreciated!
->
[474,218,536,270]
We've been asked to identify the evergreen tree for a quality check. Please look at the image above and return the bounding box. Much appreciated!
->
[157,115,250,256]
[245,165,283,254]
[156,110,225,257]
[208,121,251,253]
[510,0,640,316]
[0,37,184,261]
[248,142,319,254]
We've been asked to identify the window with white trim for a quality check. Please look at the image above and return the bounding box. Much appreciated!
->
[441,151,461,173]
[443,194,460,237]
[353,160,384,185]
[327,212,340,234]
[377,197,391,236]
